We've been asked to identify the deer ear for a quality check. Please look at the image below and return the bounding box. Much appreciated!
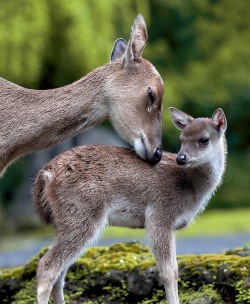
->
[212,108,227,133]
[123,14,148,66]
[169,107,194,130]
[110,38,127,62]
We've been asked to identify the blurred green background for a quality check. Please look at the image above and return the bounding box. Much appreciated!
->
[0,0,249,233]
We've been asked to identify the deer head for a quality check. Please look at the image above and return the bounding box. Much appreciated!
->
[107,14,164,165]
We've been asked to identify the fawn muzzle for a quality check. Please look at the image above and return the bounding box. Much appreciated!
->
[176,154,186,165]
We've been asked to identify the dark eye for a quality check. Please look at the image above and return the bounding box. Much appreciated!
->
[147,87,155,104]
[199,137,209,145]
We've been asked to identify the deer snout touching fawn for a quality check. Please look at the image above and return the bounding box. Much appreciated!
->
[0,14,164,177]
[33,108,227,304]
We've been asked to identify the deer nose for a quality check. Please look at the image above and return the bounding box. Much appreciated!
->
[149,147,162,165]
[176,154,186,165]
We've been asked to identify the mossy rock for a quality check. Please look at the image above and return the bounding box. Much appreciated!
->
[0,242,249,303]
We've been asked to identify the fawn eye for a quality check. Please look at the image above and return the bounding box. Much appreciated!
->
[199,137,209,145]
[147,87,155,104]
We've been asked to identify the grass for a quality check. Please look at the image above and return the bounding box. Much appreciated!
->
[102,208,250,239]
[177,208,250,237]
[0,209,249,252]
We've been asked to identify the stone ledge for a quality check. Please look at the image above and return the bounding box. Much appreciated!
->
[0,242,249,303]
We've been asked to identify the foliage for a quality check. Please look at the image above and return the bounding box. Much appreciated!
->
[0,0,49,87]
[147,0,250,208]
[0,159,26,209]
[0,0,149,88]
[0,242,249,303]
[0,0,249,209]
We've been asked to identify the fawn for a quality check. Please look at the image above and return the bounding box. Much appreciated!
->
[33,107,227,304]
[0,14,164,177]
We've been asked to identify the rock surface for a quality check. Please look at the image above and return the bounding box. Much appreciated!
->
[0,242,249,303]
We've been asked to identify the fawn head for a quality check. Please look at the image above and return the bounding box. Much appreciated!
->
[107,14,164,165]
[170,107,227,167]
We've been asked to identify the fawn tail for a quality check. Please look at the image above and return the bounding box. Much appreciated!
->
[33,169,54,225]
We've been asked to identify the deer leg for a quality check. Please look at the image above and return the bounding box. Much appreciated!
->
[37,211,108,304]
[50,268,68,304]
[146,212,179,304]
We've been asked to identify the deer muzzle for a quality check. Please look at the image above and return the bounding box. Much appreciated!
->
[134,137,162,165]
[148,147,162,165]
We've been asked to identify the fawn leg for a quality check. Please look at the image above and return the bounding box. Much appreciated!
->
[37,213,108,304]
[37,242,66,304]
[50,268,68,304]
[146,211,179,304]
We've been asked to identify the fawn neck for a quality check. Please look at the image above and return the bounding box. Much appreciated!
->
[191,138,226,188]
[174,136,227,224]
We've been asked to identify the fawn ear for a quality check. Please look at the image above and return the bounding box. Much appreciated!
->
[110,38,127,62]
[169,107,194,130]
[123,14,148,66]
[212,108,227,133]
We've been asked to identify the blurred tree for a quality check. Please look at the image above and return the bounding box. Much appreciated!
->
[0,0,150,88]
[0,0,249,213]
[0,0,50,87]
[147,0,250,208]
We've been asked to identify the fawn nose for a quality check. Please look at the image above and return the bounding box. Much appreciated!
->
[176,154,186,165]
[149,147,162,165]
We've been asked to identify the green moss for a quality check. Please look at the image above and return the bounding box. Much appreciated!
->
[179,284,222,304]
[0,243,249,303]
[0,266,23,281]
[77,242,154,273]
[177,248,250,288]
[235,279,250,303]
[139,284,221,304]
[139,289,166,303]
[12,277,38,304]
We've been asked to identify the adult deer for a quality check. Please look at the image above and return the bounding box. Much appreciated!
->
[33,108,227,304]
[0,14,164,177]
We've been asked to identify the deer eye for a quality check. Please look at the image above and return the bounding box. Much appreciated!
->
[199,137,209,145]
[147,87,155,104]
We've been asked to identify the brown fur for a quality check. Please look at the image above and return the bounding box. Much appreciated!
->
[33,108,227,304]
[0,14,164,177]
